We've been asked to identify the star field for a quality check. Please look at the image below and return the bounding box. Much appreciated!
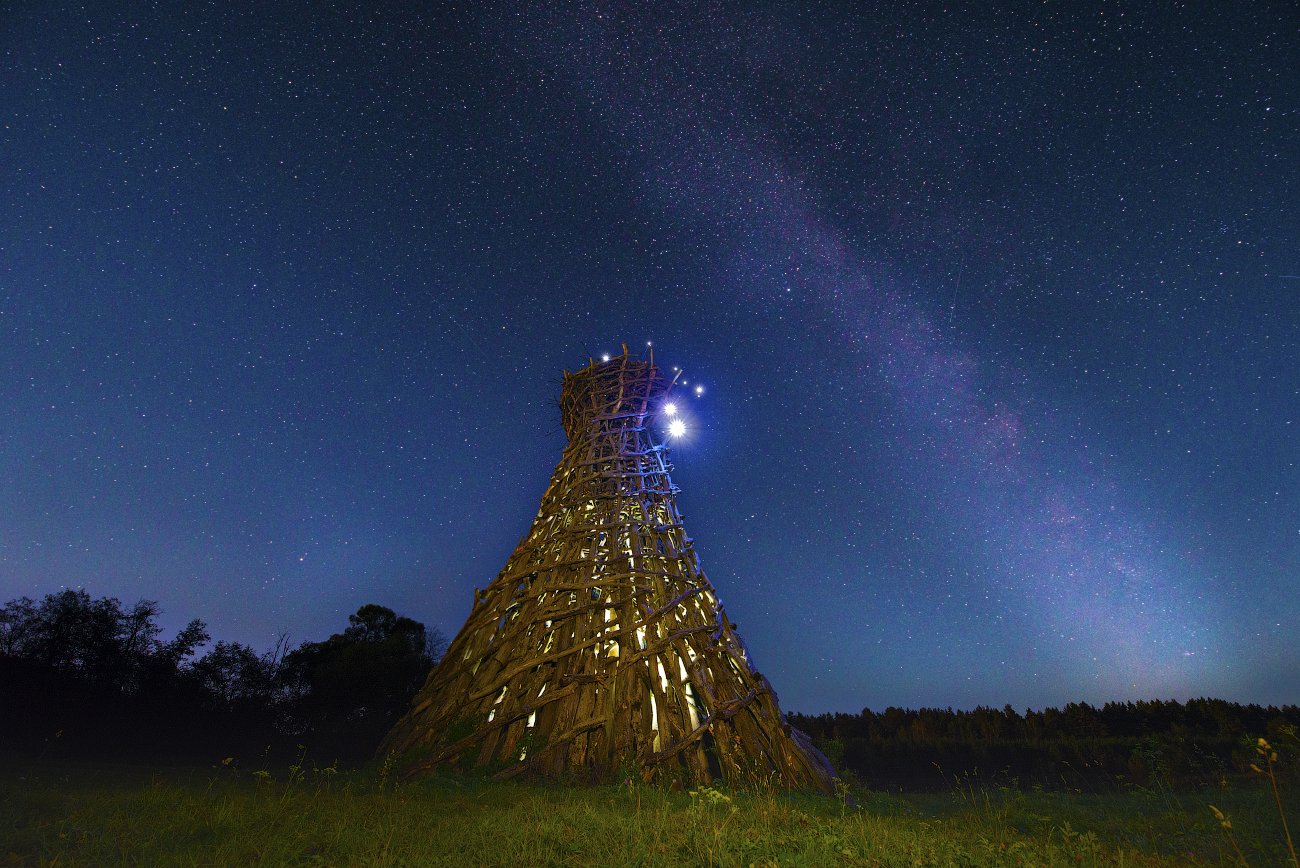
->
[2,1,1296,713]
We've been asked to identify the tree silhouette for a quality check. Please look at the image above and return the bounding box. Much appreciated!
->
[282,604,446,760]
[0,590,208,754]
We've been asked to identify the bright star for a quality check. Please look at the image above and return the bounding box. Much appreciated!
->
[664,402,678,416]
[694,385,704,396]
[668,419,687,438]
[601,354,611,362]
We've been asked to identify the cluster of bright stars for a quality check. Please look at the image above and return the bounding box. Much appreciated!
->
[663,402,687,438]
[664,360,704,440]
[598,342,703,440]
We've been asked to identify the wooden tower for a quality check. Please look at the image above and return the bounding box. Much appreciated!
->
[381,348,834,790]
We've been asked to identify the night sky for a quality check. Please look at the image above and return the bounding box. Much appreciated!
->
[3,2,1296,714]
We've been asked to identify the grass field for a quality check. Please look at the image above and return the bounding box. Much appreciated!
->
[2,755,1296,866]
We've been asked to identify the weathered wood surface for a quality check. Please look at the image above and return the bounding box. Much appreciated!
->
[381,348,835,792]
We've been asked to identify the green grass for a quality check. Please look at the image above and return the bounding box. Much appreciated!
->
[1,756,1295,866]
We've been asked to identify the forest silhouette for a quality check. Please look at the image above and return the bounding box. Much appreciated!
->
[1,590,444,764]
[3,589,1295,792]
[789,700,1299,791]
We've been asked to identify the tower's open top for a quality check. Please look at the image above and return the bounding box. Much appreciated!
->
[560,351,669,441]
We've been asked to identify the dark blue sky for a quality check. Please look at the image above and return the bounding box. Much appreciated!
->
[3,1,1296,713]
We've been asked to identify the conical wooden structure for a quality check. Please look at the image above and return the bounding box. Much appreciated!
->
[382,348,834,791]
